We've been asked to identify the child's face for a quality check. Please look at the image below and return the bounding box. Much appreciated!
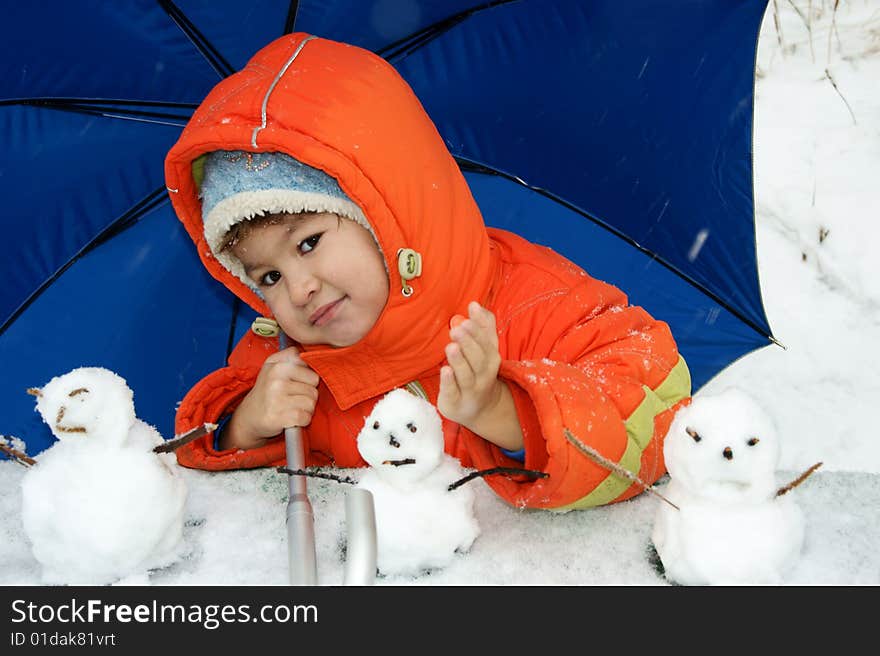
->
[232,213,389,347]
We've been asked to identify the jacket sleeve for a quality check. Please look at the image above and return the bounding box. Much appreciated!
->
[173,330,289,471]
[459,280,691,511]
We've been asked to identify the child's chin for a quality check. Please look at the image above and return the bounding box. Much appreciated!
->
[315,332,360,349]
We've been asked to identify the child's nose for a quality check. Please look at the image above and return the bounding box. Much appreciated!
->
[287,271,320,306]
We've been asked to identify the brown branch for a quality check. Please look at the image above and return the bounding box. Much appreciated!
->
[776,461,823,497]
[784,0,809,28]
[786,0,815,62]
[448,467,548,492]
[279,463,547,491]
[772,0,785,51]
[824,69,857,124]
[563,428,679,510]
[0,442,36,467]
[277,467,357,486]
[828,0,842,65]
[153,423,218,454]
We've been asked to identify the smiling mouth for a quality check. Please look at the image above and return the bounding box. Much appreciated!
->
[55,424,87,434]
[309,298,345,326]
[382,458,416,467]
[54,406,86,433]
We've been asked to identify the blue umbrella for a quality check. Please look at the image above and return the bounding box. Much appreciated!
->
[1,0,773,456]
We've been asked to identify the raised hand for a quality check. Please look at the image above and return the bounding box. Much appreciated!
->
[437,301,522,452]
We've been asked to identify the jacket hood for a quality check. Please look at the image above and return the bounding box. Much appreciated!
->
[165,33,495,410]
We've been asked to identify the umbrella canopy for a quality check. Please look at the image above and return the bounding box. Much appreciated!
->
[0,0,772,456]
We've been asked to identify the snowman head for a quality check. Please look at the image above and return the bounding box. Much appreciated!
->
[28,367,136,445]
[356,388,445,487]
[663,388,780,502]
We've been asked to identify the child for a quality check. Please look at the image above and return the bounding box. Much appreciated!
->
[165,33,691,511]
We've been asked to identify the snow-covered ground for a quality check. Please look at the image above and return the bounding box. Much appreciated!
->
[2,0,879,585]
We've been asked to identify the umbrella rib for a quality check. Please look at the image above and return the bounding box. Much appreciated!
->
[456,158,774,342]
[283,1,299,35]
[85,189,170,252]
[158,0,236,79]
[0,98,199,110]
[378,0,519,62]
[0,187,169,337]
[9,98,193,125]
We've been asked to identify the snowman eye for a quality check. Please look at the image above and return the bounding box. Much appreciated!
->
[372,421,380,430]
[407,422,417,433]
[69,388,89,397]
[685,427,701,443]
[747,437,759,446]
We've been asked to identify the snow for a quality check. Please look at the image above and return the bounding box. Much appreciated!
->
[3,460,877,585]
[1,1,879,585]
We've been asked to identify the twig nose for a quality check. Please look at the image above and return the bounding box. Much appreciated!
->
[389,434,400,448]
[723,447,733,460]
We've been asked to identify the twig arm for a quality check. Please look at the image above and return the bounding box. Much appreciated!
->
[563,428,679,510]
[447,467,548,492]
[153,423,218,454]
[277,466,358,486]
[0,442,36,467]
[776,462,823,497]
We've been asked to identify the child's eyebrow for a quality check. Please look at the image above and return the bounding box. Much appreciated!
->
[240,213,323,276]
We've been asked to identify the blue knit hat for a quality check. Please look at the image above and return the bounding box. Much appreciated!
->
[199,150,375,290]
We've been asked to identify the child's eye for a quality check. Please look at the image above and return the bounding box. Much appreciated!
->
[298,233,322,254]
[260,270,282,286]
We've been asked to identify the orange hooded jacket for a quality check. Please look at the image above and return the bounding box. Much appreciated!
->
[164,33,691,511]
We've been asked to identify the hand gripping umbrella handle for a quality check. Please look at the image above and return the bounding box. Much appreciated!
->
[280,333,317,585]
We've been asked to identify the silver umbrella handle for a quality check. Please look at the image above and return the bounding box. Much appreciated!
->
[279,332,375,585]
[285,425,317,585]
[278,331,317,585]
[285,427,378,585]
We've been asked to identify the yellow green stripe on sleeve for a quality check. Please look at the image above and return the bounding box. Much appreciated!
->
[551,356,691,511]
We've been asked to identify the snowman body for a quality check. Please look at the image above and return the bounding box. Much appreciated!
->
[356,389,480,576]
[21,367,187,585]
[652,389,804,585]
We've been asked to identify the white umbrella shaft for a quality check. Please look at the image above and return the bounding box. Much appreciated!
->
[342,487,377,585]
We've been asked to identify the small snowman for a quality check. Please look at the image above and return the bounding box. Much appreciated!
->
[21,367,187,585]
[355,388,480,577]
[651,388,805,585]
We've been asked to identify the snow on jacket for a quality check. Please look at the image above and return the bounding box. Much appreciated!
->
[164,33,691,510]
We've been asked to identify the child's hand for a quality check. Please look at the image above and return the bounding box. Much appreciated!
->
[220,346,320,450]
[438,301,505,432]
